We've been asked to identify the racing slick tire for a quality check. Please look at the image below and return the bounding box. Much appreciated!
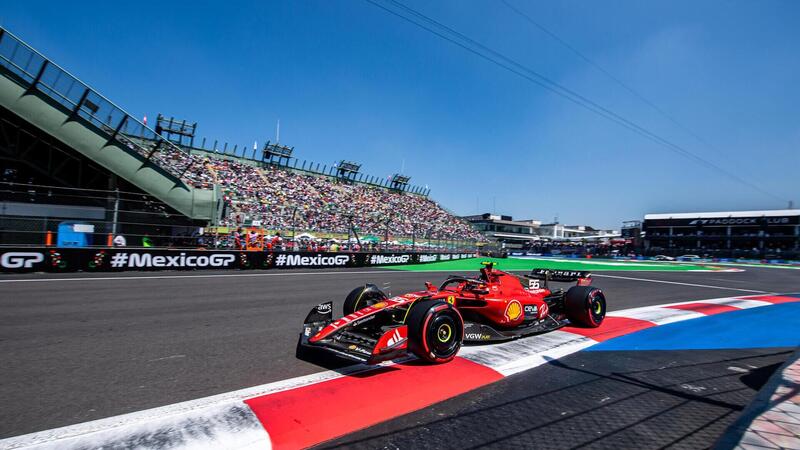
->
[342,284,389,315]
[565,286,606,328]
[407,299,464,364]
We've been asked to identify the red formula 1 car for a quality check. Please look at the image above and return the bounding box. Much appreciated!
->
[297,262,607,364]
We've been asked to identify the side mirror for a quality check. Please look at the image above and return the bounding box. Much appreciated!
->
[425,281,435,291]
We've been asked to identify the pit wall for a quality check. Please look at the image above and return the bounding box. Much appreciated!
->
[0,247,475,273]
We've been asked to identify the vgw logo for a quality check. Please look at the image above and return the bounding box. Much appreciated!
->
[0,252,44,269]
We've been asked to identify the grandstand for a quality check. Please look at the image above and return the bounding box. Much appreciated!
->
[0,27,481,249]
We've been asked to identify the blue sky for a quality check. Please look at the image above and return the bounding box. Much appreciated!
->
[2,0,798,228]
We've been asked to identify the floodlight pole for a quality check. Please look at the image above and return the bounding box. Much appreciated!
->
[111,188,120,239]
[347,214,361,247]
[384,217,391,249]
[346,213,351,244]
[291,206,297,241]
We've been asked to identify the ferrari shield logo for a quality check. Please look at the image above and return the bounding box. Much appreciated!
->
[446,295,455,305]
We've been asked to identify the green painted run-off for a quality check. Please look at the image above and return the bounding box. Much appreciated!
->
[389,257,730,272]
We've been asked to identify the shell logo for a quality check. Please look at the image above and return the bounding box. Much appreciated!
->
[505,300,522,321]
[371,302,388,309]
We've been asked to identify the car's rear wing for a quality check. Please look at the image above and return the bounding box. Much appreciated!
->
[526,269,592,288]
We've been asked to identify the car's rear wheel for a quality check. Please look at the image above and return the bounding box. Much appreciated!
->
[565,286,606,327]
[407,299,463,363]
[342,284,388,315]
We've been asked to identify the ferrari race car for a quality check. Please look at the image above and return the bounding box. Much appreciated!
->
[297,262,607,365]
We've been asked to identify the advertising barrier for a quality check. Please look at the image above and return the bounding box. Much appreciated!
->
[0,248,475,273]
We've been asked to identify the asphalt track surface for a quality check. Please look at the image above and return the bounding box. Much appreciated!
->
[1,265,798,440]
[322,348,794,449]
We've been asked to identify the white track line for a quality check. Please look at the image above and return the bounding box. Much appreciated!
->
[0,268,750,284]
[0,268,661,283]
[592,273,769,293]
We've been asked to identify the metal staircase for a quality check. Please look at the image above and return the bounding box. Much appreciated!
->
[0,27,218,222]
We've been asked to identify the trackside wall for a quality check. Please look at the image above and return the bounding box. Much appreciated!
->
[0,247,475,273]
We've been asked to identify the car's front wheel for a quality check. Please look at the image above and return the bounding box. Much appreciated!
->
[407,299,464,363]
[342,284,388,315]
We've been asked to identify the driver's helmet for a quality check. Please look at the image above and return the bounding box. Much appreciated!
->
[479,261,496,279]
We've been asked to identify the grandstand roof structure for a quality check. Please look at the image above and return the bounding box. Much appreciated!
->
[0,26,481,242]
[645,210,800,220]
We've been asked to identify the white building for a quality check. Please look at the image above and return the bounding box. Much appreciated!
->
[537,223,620,241]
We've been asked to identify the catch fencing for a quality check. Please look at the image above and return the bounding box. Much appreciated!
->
[0,182,478,252]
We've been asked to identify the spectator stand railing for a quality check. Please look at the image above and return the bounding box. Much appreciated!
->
[0,27,203,186]
[0,182,478,251]
[217,202,478,253]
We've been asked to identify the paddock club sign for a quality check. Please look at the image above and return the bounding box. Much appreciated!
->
[645,215,800,228]
[0,248,475,273]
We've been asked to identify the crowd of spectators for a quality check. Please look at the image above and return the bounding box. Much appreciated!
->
[142,144,482,241]
[520,241,637,258]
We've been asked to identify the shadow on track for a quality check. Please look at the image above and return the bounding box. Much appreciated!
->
[318,349,792,449]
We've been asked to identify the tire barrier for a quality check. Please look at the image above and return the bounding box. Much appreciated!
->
[0,248,475,273]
